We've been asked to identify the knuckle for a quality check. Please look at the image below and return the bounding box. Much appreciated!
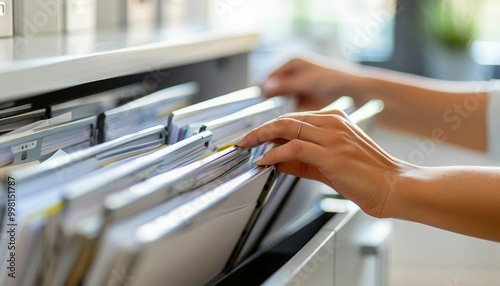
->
[331,114,347,122]
[328,109,348,118]
[289,57,303,65]
[289,139,304,154]
[323,114,346,130]
[275,117,295,128]
[329,130,351,147]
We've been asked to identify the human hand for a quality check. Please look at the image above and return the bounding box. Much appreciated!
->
[235,109,414,218]
[262,58,363,111]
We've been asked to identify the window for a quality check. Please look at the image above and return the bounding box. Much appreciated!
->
[472,0,500,65]
[207,0,396,62]
[334,0,396,61]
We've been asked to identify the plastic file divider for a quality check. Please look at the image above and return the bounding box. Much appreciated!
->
[0,116,96,168]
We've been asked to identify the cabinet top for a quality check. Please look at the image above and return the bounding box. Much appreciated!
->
[0,26,259,101]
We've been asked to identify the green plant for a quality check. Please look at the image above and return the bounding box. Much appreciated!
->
[423,0,479,50]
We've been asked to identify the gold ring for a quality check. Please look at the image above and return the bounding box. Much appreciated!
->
[297,121,304,140]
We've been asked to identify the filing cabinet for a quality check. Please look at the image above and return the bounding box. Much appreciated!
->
[97,0,158,30]
[0,0,13,37]
[0,21,391,284]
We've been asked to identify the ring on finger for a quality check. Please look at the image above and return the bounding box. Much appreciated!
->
[297,121,304,140]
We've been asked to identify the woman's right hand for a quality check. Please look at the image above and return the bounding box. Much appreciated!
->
[262,58,363,111]
[236,108,414,219]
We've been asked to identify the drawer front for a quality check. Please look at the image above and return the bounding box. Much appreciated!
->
[264,204,392,286]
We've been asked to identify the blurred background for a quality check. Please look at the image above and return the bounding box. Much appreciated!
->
[206,0,500,285]
[205,0,500,83]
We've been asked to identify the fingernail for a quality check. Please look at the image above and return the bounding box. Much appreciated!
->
[252,155,264,164]
[262,78,279,93]
[233,134,246,146]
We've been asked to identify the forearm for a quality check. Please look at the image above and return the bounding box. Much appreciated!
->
[389,165,500,242]
[351,67,489,151]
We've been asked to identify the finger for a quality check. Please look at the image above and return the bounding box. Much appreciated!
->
[253,139,330,171]
[236,117,328,148]
[310,108,349,117]
[262,74,311,98]
[273,112,387,162]
[296,97,325,112]
[267,58,306,79]
[278,112,347,128]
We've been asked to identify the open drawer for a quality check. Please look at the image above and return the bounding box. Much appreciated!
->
[215,195,392,286]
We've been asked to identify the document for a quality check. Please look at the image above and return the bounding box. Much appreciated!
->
[99,82,197,142]
[51,82,148,120]
[85,166,275,286]
[67,148,251,285]
[167,86,263,144]
[5,112,72,136]
[1,128,192,285]
[200,97,296,149]
[61,130,212,223]
[105,147,251,221]
[0,109,46,136]
[36,132,212,284]
[9,125,167,198]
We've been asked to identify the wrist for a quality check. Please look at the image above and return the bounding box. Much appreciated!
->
[344,68,379,104]
[382,162,429,220]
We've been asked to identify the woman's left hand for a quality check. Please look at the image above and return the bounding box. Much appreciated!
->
[235,109,416,218]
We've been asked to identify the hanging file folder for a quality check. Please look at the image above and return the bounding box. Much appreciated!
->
[9,125,167,198]
[3,131,209,285]
[200,96,296,149]
[99,82,197,142]
[0,116,96,168]
[167,86,263,144]
[51,82,149,120]
[87,166,276,286]
[47,144,246,281]
[0,109,46,135]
